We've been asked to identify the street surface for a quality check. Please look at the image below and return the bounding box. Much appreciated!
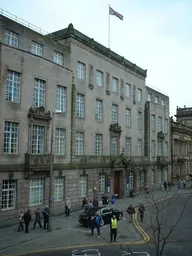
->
[0,187,191,256]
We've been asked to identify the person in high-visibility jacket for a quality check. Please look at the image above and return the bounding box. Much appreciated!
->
[110,215,117,242]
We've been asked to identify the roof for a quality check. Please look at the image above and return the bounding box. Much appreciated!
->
[48,23,147,78]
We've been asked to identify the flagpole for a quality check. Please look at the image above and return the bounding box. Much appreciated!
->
[108,4,110,48]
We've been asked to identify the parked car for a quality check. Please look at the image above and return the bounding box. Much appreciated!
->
[79,206,123,227]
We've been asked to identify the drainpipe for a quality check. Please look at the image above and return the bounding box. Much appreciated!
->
[170,119,174,184]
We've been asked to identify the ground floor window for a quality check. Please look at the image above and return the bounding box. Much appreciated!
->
[79,176,87,197]
[54,177,64,202]
[152,169,155,185]
[1,180,16,210]
[29,178,44,206]
[157,170,162,184]
[126,172,134,189]
[140,171,145,186]
[99,174,105,194]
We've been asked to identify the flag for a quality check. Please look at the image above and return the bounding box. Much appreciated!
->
[109,6,123,20]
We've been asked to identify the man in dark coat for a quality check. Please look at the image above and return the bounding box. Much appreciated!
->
[23,210,31,233]
[42,206,49,230]
[33,208,42,229]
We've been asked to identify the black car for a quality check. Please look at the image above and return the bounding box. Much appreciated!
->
[79,206,123,227]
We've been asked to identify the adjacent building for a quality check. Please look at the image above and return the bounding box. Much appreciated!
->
[0,12,171,226]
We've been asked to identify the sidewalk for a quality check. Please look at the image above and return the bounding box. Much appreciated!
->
[0,186,191,253]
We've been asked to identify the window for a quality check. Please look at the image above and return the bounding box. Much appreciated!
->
[54,177,64,201]
[95,99,103,121]
[151,140,156,157]
[31,42,43,56]
[99,174,105,194]
[157,170,162,184]
[137,88,142,102]
[6,70,21,103]
[111,77,118,92]
[158,117,163,131]
[165,142,168,157]
[79,176,87,197]
[56,85,67,112]
[31,125,45,154]
[137,112,142,130]
[111,104,118,123]
[53,51,64,66]
[151,170,155,185]
[151,115,156,131]
[126,172,134,189]
[165,119,168,134]
[55,128,66,155]
[155,96,158,104]
[125,137,131,156]
[4,29,18,47]
[96,70,103,87]
[76,132,84,155]
[95,134,103,155]
[33,78,45,107]
[161,99,165,106]
[148,93,151,101]
[125,108,131,127]
[158,141,163,156]
[77,61,85,80]
[29,179,44,206]
[4,121,19,154]
[76,93,85,118]
[137,139,142,156]
[125,83,131,97]
[110,136,118,155]
[1,180,16,210]
[140,171,145,186]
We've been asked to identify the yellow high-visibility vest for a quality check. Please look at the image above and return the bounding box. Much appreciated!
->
[111,218,117,229]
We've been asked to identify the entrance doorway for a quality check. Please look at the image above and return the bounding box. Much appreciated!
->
[114,171,120,196]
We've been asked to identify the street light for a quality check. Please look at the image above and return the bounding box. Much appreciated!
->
[48,110,61,232]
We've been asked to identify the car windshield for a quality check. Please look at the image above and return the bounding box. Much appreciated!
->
[85,207,100,214]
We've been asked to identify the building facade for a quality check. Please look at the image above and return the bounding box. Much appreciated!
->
[0,12,171,226]
[175,106,192,128]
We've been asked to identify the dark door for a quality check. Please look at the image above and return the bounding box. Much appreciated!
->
[114,172,120,196]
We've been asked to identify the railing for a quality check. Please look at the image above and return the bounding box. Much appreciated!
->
[176,107,192,117]
[25,154,53,166]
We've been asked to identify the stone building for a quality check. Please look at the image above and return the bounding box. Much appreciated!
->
[0,12,170,225]
[175,105,192,128]
[171,118,192,181]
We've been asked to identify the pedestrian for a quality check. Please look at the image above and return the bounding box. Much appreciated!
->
[111,195,116,205]
[82,197,88,209]
[87,201,93,209]
[138,204,145,222]
[18,211,24,232]
[110,215,117,242]
[95,213,102,237]
[127,205,135,222]
[42,206,49,230]
[23,209,31,233]
[93,197,99,207]
[163,181,167,191]
[65,197,71,217]
[33,208,42,229]
[89,216,95,235]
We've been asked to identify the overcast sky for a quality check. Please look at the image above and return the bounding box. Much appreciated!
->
[1,0,191,116]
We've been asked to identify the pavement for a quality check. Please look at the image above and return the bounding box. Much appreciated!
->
[0,187,191,256]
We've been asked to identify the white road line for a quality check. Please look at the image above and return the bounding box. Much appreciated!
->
[68,227,90,233]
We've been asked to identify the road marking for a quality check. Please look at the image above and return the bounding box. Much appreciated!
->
[68,227,90,233]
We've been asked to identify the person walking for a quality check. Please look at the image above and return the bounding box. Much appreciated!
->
[111,195,116,206]
[95,213,102,237]
[89,216,96,235]
[33,208,42,229]
[138,204,145,222]
[42,206,49,230]
[65,197,71,217]
[18,211,24,232]
[110,215,117,242]
[23,210,31,233]
[163,181,167,191]
[127,205,135,223]
[93,197,99,207]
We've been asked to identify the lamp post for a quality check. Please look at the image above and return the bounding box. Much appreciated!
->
[48,110,61,232]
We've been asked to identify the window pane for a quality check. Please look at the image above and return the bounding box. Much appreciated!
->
[31,125,45,154]
[4,121,19,154]
[1,180,16,210]
[6,70,21,103]
[29,178,44,206]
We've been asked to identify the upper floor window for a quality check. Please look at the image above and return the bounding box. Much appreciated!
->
[95,134,103,155]
[4,121,19,154]
[33,78,45,107]
[137,88,142,102]
[76,93,85,118]
[6,70,21,103]
[77,61,85,80]
[75,132,84,155]
[137,112,142,130]
[148,93,151,101]
[110,136,118,155]
[111,77,118,92]
[95,99,103,121]
[4,29,18,47]
[158,116,163,131]
[53,51,64,66]
[137,139,142,156]
[125,137,131,156]
[165,142,168,157]
[55,128,66,155]
[31,41,43,56]
[125,108,131,127]
[161,99,165,106]
[31,125,45,154]
[111,104,118,123]
[164,119,168,134]
[151,140,156,157]
[155,96,158,104]
[151,115,156,131]
[56,85,67,112]
[125,83,131,97]
[96,70,103,87]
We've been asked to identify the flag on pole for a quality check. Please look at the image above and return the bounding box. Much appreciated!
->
[109,6,123,20]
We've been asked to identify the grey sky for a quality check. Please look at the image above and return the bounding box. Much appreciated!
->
[1,0,191,116]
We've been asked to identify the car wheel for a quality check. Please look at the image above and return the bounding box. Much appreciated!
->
[100,219,105,227]
[118,213,122,220]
